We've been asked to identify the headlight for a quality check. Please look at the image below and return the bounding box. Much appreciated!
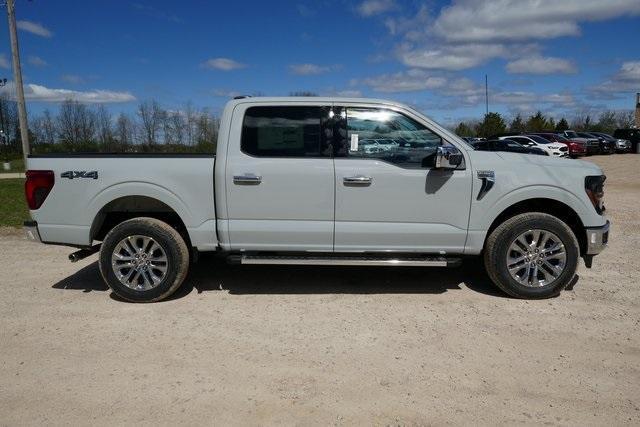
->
[585,175,606,214]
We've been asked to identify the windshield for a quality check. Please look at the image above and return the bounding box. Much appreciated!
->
[565,131,578,138]
[528,135,552,144]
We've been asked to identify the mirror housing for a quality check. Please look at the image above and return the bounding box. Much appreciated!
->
[435,146,463,169]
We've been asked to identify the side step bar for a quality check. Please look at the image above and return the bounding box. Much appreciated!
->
[235,255,461,267]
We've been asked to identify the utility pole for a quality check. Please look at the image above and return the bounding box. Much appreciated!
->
[6,0,30,165]
[485,74,489,116]
[0,78,7,164]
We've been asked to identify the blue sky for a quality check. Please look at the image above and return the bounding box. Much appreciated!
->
[1,0,639,124]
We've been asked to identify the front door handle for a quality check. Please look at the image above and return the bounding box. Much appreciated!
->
[233,174,262,185]
[343,175,372,186]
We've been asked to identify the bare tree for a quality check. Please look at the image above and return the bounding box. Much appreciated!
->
[57,99,96,145]
[95,104,113,147]
[196,108,219,145]
[0,95,18,149]
[115,112,134,147]
[615,110,635,129]
[42,109,56,144]
[30,113,45,145]
[137,100,162,144]
[184,102,197,146]
[168,111,185,145]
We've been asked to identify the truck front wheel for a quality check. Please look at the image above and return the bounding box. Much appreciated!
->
[484,212,579,299]
[99,217,190,302]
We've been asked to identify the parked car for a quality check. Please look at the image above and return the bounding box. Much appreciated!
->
[472,139,547,155]
[497,135,569,157]
[530,132,586,158]
[613,128,640,153]
[577,132,613,154]
[24,97,609,301]
[557,130,600,155]
[589,132,631,153]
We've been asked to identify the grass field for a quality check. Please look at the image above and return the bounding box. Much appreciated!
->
[0,179,28,227]
[0,157,25,174]
[0,158,24,173]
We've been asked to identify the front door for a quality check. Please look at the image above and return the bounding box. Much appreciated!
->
[225,104,335,251]
[333,106,473,253]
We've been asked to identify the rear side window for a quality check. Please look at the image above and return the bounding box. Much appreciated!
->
[241,106,328,157]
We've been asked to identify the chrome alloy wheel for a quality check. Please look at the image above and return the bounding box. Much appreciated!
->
[111,235,168,291]
[506,229,567,287]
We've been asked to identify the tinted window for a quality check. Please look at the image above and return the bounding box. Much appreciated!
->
[241,106,328,157]
[528,135,551,144]
[344,108,442,168]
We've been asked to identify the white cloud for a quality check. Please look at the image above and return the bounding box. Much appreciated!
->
[357,69,447,92]
[400,43,508,71]
[590,61,640,98]
[27,55,48,67]
[0,81,135,103]
[506,56,577,74]
[17,20,53,38]
[432,0,640,43]
[289,63,339,75]
[61,74,85,84]
[357,0,396,17]
[201,57,246,71]
[376,0,640,72]
[0,54,10,69]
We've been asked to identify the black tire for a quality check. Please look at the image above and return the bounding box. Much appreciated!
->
[484,212,579,299]
[99,217,189,302]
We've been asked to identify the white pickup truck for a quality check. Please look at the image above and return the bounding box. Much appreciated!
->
[24,97,609,302]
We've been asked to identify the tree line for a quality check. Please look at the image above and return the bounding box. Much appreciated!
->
[0,96,220,155]
[454,110,636,139]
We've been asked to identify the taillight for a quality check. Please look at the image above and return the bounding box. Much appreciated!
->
[585,175,606,215]
[25,170,55,210]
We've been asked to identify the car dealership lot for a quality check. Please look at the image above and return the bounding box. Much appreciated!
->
[1,155,638,425]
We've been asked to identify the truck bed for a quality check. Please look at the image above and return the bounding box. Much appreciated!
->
[27,154,217,250]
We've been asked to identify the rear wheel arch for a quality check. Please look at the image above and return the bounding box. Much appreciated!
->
[90,195,191,248]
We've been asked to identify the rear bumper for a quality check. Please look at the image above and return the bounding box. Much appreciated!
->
[24,220,42,243]
[585,220,609,255]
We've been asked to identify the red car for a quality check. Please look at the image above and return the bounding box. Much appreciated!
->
[531,133,586,157]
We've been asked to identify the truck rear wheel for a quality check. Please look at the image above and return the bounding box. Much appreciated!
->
[484,212,579,299]
[99,217,189,302]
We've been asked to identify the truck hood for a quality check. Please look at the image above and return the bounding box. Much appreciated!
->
[546,143,566,150]
[490,151,603,174]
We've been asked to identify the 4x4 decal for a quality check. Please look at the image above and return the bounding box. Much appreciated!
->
[61,171,98,180]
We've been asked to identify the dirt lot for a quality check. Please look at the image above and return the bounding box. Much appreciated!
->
[1,155,639,425]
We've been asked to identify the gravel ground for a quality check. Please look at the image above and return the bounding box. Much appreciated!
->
[1,155,638,426]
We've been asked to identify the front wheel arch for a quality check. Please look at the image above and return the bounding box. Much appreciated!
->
[484,198,586,256]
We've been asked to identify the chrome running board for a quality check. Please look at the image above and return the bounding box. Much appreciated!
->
[238,255,460,267]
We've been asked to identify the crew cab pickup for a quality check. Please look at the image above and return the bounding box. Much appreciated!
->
[24,97,610,302]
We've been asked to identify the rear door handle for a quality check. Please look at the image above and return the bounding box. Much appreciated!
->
[343,175,372,186]
[233,174,262,185]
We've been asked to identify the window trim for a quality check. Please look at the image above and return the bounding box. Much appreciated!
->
[239,105,332,159]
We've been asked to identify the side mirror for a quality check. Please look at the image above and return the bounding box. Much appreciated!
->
[435,146,463,169]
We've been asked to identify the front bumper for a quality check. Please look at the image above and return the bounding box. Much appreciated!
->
[585,220,609,255]
[24,220,42,243]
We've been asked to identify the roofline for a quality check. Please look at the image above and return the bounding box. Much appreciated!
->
[224,96,414,109]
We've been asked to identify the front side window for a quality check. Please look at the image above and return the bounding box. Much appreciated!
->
[241,106,329,157]
[344,108,443,168]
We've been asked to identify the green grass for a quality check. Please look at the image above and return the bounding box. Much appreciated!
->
[0,179,29,227]
[0,157,25,173]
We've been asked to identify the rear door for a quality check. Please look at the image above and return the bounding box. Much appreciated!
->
[332,105,473,253]
[225,103,335,251]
